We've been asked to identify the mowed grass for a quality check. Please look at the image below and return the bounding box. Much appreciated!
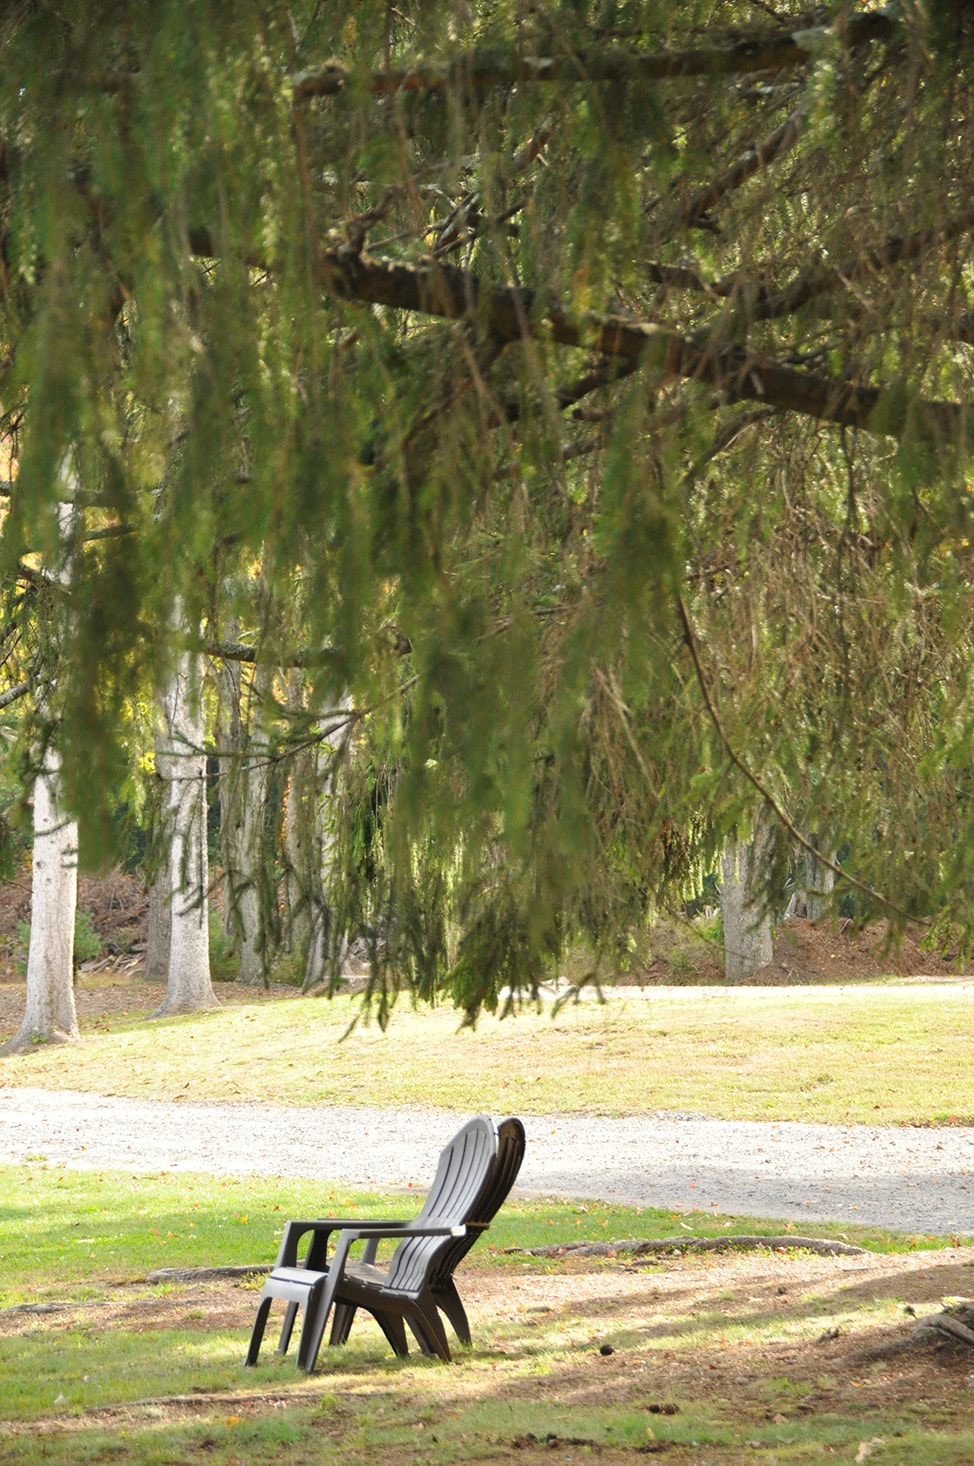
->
[2,979,974,1124]
[2,1166,974,1465]
[0,1165,930,1312]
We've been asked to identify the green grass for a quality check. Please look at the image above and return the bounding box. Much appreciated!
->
[0,1165,940,1311]
[4,983,974,1461]
[1,1165,972,1464]
[3,980,974,1125]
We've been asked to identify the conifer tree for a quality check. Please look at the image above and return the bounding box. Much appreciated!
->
[2,2,974,1017]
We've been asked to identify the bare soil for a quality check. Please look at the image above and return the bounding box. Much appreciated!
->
[4,1247,974,1459]
[2,867,970,996]
[638,915,974,986]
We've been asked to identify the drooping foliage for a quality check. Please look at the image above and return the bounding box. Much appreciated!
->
[2,1,974,1016]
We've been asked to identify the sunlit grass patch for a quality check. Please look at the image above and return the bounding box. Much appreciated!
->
[4,981,974,1125]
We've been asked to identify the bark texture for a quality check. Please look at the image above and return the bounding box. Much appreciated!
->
[720,814,775,981]
[155,640,216,1015]
[0,754,79,1052]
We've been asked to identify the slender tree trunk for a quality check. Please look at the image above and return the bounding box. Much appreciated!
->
[1,752,79,1052]
[720,810,775,981]
[219,652,274,985]
[1,499,79,1054]
[304,699,351,988]
[155,633,216,1016]
[282,670,317,965]
[217,624,243,947]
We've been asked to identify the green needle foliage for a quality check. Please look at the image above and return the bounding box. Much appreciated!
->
[3,3,974,1013]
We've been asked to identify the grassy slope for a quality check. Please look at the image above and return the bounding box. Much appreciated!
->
[2,981,973,1125]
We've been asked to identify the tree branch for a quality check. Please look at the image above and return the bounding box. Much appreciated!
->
[668,100,808,234]
[312,246,968,442]
[201,640,338,670]
[290,10,898,100]
[675,593,928,927]
[751,206,974,322]
[0,679,30,710]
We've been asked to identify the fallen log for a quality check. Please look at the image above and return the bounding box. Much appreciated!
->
[144,1264,271,1283]
[506,1235,866,1259]
[850,1302,974,1361]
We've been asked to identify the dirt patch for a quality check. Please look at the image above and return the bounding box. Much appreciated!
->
[5,1248,974,1454]
[3,868,972,993]
[631,916,974,986]
[0,864,149,981]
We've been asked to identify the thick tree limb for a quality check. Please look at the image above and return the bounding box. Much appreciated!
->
[0,679,29,710]
[314,247,968,442]
[201,639,337,670]
[291,10,898,100]
[670,101,808,233]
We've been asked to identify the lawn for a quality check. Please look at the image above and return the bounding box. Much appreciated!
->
[2,1166,973,1465]
[3,978,974,1461]
[2,977,973,1125]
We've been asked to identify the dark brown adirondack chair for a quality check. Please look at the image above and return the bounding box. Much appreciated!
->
[329,1115,526,1355]
[245,1114,515,1372]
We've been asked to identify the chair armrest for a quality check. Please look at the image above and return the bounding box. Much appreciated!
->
[339,1224,466,1243]
[274,1217,413,1267]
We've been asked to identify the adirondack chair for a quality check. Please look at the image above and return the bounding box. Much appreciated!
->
[329,1115,526,1355]
[245,1114,509,1372]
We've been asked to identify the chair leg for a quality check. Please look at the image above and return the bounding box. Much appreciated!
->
[295,1275,332,1372]
[329,1301,358,1346]
[295,1267,346,1374]
[432,1279,471,1347]
[277,1300,300,1354]
[245,1294,274,1366]
[406,1297,452,1362]
[372,1308,411,1358]
[406,1315,437,1357]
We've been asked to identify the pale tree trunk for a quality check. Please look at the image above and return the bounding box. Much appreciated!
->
[228,664,274,985]
[790,836,836,921]
[1,754,79,1052]
[1,499,79,1054]
[155,632,216,1016]
[720,809,775,982]
[216,626,243,947]
[304,699,351,988]
[282,670,317,966]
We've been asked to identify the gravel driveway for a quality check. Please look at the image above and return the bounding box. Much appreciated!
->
[2,1086,973,1236]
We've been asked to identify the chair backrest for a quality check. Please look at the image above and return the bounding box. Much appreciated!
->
[385,1115,499,1296]
[427,1116,526,1288]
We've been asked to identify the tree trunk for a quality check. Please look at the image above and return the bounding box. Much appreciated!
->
[219,653,273,985]
[1,753,79,1053]
[282,670,317,966]
[793,837,836,921]
[155,636,216,1016]
[720,811,775,982]
[304,699,351,988]
[1,498,80,1054]
[144,844,171,982]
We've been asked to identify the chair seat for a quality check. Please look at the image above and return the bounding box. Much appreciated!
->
[246,1115,524,1372]
[342,1260,390,1291]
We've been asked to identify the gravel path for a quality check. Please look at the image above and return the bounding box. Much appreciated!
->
[2,1086,973,1235]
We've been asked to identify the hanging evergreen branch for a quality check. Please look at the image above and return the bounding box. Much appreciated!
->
[312,247,967,441]
[290,9,898,99]
[675,594,926,927]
